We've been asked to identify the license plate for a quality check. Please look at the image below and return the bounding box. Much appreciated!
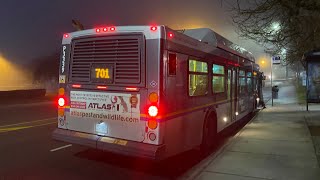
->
[95,122,108,135]
[91,64,113,83]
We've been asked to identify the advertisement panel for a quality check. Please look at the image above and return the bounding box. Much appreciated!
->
[69,91,140,123]
[307,62,320,102]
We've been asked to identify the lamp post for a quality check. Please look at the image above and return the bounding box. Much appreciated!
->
[264,49,275,106]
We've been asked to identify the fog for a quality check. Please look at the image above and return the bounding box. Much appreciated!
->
[0,54,36,91]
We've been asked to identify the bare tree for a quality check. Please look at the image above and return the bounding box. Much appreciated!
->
[229,0,320,68]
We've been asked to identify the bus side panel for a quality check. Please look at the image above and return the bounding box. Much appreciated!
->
[216,103,231,133]
[162,53,205,157]
[163,111,205,157]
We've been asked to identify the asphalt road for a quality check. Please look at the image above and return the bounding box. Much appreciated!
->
[0,101,210,180]
[0,100,254,180]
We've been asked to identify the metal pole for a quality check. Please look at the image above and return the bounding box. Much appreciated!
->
[306,62,308,111]
[271,57,273,106]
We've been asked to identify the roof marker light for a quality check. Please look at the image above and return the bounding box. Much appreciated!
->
[168,32,174,38]
[110,27,116,31]
[96,28,101,33]
[103,27,108,32]
[150,26,157,31]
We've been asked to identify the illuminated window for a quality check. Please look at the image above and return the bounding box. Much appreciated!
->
[239,70,245,76]
[227,70,231,100]
[188,59,208,96]
[212,64,224,74]
[247,77,253,94]
[247,72,253,94]
[189,60,208,73]
[212,64,225,93]
[213,76,224,93]
[239,70,246,94]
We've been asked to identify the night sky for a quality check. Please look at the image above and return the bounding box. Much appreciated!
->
[0,0,265,65]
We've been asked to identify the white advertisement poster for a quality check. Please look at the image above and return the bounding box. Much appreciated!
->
[69,91,140,123]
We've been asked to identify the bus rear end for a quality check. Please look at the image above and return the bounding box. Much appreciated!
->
[53,26,165,159]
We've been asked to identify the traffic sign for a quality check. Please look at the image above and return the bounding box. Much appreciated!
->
[272,56,281,64]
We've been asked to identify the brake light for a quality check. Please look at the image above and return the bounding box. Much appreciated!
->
[72,84,81,88]
[126,87,138,91]
[148,106,158,117]
[97,85,107,89]
[58,97,65,107]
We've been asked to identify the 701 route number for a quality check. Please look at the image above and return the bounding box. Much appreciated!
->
[95,68,110,79]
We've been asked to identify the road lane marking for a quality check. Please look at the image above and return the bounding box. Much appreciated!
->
[0,122,56,133]
[50,144,72,152]
[0,126,33,132]
[0,117,56,128]
[0,119,57,133]
[0,101,54,109]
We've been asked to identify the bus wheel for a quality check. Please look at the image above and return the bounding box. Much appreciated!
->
[201,113,217,154]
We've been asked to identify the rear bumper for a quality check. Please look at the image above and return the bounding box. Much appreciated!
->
[52,128,165,160]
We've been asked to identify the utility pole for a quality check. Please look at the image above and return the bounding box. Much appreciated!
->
[271,58,273,106]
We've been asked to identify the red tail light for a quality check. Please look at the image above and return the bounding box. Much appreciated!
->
[58,97,65,107]
[72,84,81,88]
[63,33,69,38]
[148,106,158,117]
[97,85,107,89]
[168,32,174,38]
[126,87,138,91]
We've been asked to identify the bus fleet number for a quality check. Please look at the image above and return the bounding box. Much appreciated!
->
[95,68,110,79]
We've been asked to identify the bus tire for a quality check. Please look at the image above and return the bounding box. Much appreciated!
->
[200,113,217,154]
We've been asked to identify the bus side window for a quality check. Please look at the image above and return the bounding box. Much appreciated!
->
[239,70,246,94]
[168,53,177,76]
[188,59,208,96]
[212,64,225,94]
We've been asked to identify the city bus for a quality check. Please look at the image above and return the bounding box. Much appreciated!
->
[53,25,264,160]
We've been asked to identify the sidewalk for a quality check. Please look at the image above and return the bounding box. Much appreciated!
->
[185,85,320,180]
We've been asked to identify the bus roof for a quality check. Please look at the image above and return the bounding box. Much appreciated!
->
[63,25,255,62]
[179,28,255,62]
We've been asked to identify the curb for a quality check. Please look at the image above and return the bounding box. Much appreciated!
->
[179,108,263,180]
